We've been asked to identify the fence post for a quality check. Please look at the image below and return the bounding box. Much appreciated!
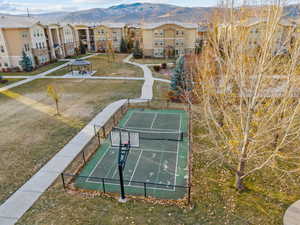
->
[97,130,101,146]
[61,173,66,191]
[127,98,130,107]
[187,186,191,205]
[144,183,147,198]
[82,151,86,165]
[147,99,150,108]
[102,178,106,193]
[167,100,170,109]
[102,126,106,138]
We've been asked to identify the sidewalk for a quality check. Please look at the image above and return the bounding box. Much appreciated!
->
[0,54,154,225]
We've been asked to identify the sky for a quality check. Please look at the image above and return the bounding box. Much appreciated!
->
[0,0,218,14]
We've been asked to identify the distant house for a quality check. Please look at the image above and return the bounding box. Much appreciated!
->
[0,15,50,71]
[93,23,126,52]
[141,22,198,58]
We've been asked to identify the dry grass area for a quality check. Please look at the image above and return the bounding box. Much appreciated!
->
[150,66,173,80]
[132,57,176,65]
[0,78,142,205]
[0,78,24,87]
[47,54,143,77]
[0,61,66,76]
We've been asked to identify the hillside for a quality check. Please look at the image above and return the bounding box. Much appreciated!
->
[32,3,214,24]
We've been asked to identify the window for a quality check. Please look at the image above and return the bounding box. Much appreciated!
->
[36,43,38,49]
[0,45,4,53]
[4,62,8,67]
[39,43,42,49]
[42,42,45,48]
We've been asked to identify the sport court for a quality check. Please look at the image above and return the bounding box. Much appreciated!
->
[75,108,189,200]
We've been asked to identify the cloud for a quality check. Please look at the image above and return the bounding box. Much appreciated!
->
[0,0,79,14]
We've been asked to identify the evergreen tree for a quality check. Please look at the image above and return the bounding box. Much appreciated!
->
[170,55,186,95]
[19,51,33,72]
[120,37,128,53]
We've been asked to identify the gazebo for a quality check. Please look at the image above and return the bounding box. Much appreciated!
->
[68,59,92,76]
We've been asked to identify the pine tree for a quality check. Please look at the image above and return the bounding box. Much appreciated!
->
[19,51,33,72]
[170,55,186,95]
[120,37,128,53]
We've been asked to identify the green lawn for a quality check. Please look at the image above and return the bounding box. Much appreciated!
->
[0,78,142,205]
[47,54,143,77]
[131,57,176,65]
[0,61,66,76]
[0,78,24,87]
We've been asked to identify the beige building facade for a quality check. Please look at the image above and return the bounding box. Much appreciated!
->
[141,22,198,58]
[0,16,50,71]
[93,23,125,52]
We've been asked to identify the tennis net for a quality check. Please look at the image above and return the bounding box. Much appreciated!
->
[113,127,184,141]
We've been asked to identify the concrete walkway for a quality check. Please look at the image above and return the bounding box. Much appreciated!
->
[284,201,300,225]
[0,54,154,225]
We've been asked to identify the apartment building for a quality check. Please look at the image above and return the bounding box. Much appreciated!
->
[125,24,143,47]
[0,15,50,71]
[45,23,65,59]
[141,22,198,58]
[241,18,295,55]
[60,24,77,57]
[72,24,92,51]
[93,23,125,52]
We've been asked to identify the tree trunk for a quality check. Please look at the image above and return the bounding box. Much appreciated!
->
[55,99,60,116]
[235,158,246,191]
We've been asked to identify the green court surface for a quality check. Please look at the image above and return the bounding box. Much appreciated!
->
[75,108,189,200]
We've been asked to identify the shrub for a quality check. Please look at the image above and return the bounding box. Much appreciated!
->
[153,65,161,72]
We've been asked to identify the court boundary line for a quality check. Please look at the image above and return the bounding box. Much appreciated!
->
[86,179,176,192]
[123,110,135,127]
[174,113,182,188]
[150,113,158,129]
[86,146,115,182]
[129,150,143,185]
[121,126,180,132]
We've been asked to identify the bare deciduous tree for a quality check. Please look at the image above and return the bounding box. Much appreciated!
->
[191,0,300,191]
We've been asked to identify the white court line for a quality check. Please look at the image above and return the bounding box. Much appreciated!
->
[86,179,176,192]
[129,150,143,185]
[123,110,134,127]
[122,126,179,132]
[150,113,158,129]
[173,114,182,190]
[130,148,177,154]
[87,147,115,182]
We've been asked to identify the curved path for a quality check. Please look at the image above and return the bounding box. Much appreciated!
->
[284,201,300,225]
[0,54,154,225]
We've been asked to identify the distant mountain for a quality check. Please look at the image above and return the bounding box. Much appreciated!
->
[30,3,214,24]
[10,2,300,25]
[284,4,300,18]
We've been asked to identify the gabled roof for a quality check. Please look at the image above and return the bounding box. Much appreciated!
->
[0,15,40,28]
[238,17,295,27]
[142,21,198,30]
[94,23,126,29]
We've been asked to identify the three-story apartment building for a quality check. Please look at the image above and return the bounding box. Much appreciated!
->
[0,15,50,71]
[93,23,125,52]
[141,22,198,58]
